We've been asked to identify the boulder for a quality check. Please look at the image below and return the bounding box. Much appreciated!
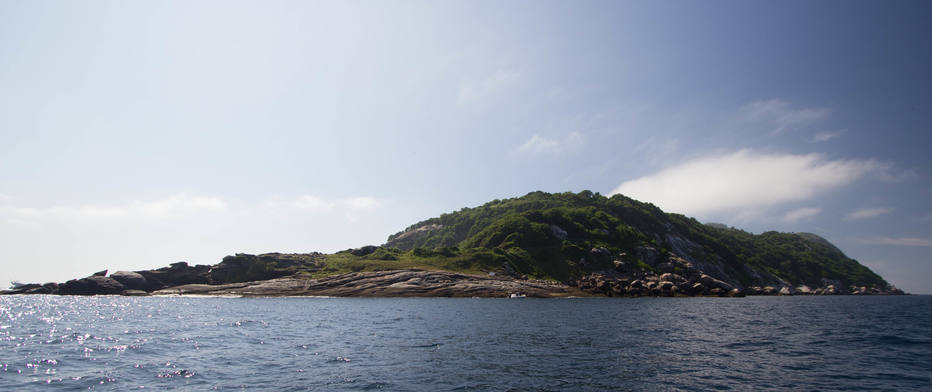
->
[58,276,125,295]
[92,270,108,277]
[350,245,378,257]
[778,286,794,296]
[659,281,675,297]
[24,283,59,294]
[727,288,745,297]
[612,260,627,272]
[109,271,149,291]
[139,263,211,289]
[690,283,706,296]
[699,274,734,292]
[660,273,686,284]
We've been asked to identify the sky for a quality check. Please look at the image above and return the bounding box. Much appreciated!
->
[1,0,930,293]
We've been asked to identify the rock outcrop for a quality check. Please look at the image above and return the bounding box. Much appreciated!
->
[152,269,587,298]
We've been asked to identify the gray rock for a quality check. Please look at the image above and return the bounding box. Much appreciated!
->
[350,245,378,256]
[110,271,148,290]
[727,288,745,297]
[660,273,686,284]
[690,283,706,295]
[58,276,124,295]
[634,246,660,267]
[549,224,568,240]
[699,274,735,292]
[612,260,626,272]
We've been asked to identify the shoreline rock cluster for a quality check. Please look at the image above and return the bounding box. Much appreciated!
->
[3,267,904,298]
[2,249,904,297]
[574,269,905,297]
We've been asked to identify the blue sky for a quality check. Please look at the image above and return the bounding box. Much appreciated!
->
[1,0,930,293]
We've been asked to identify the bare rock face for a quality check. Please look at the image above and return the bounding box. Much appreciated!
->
[634,246,660,267]
[136,262,211,290]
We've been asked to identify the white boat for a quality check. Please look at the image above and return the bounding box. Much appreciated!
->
[509,293,526,298]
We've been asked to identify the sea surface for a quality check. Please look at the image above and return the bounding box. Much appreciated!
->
[1,295,930,391]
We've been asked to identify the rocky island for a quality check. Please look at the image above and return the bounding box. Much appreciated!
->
[3,191,905,297]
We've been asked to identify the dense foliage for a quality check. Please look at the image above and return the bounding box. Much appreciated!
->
[378,191,888,288]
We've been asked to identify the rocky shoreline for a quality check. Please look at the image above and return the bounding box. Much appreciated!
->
[3,264,904,298]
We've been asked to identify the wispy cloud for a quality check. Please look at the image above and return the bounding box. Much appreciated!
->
[0,193,228,222]
[743,99,830,135]
[516,131,584,157]
[864,237,932,247]
[783,207,822,222]
[635,137,680,166]
[0,193,12,204]
[1,193,383,224]
[260,195,336,213]
[343,196,381,210]
[457,69,522,105]
[844,207,893,221]
[811,130,845,143]
[611,149,900,216]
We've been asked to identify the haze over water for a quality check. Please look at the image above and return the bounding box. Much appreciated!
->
[1,295,930,391]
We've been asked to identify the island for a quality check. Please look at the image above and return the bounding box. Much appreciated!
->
[3,191,905,297]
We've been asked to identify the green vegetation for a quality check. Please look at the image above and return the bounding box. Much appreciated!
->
[361,190,890,288]
[311,247,507,279]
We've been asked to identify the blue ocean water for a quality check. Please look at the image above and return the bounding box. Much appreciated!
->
[1,295,930,391]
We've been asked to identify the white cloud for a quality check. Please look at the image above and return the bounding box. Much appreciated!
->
[811,130,845,143]
[743,99,830,134]
[844,207,893,221]
[865,237,932,247]
[343,196,381,210]
[516,132,584,157]
[783,207,822,222]
[611,149,897,216]
[457,69,522,105]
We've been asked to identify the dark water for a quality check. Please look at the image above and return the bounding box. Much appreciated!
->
[1,295,930,391]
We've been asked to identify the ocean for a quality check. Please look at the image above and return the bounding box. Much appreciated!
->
[1,295,930,391]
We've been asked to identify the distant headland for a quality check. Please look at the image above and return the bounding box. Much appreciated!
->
[3,191,905,297]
